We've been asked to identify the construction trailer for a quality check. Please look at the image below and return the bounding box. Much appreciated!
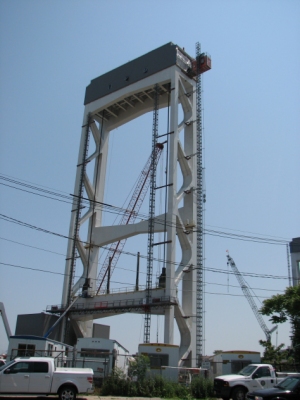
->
[211,350,261,378]
[75,337,129,383]
[7,335,72,364]
[138,343,180,381]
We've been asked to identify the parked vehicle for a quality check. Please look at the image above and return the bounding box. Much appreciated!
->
[213,363,289,400]
[0,356,94,400]
[246,374,300,400]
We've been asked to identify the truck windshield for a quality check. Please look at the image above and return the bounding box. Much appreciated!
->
[238,365,257,376]
[277,376,300,390]
[0,359,15,372]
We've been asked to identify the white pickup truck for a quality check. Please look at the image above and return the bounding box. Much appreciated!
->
[0,356,94,400]
[213,363,286,400]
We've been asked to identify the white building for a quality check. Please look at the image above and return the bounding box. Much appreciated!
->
[210,350,261,378]
[138,343,180,381]
[75,337,129,383]
[7,335,72,365]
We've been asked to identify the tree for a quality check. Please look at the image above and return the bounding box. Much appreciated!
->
[128,354,150,382]
[213,350,223,355]
[259,340,291,364]
[260,285,300,363]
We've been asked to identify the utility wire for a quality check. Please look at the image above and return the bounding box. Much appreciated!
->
[0,262,133,287]
[0,236,65,256]
[0,182,72,205]
[0,174,291,245]
[0,262,280,300]
[0,216,289,281]
[0,236,286,293]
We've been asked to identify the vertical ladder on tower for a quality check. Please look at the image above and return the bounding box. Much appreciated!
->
[144,84,159,343]
[195,42,212,365]
[195,42,204,365]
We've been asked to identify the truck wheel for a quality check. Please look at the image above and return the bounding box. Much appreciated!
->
[59,385,77,400]
[232,387,247,400]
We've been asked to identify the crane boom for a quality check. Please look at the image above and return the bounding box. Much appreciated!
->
[95,143,164,294]
[0,302,12,339]
[43,297,78,338]
[226,253,277,342]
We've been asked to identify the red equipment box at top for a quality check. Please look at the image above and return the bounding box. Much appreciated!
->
[192,53,212,75]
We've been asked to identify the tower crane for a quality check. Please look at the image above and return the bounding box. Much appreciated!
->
[226,253,277,342]
[95,142,164,294]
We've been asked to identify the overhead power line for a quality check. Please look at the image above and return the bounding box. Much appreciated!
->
[0,261,134,287]
[0,214,289,281]
[0,172,291,246]
[201,229,288,245]
[0,236,286,293]
[0,261,281,300]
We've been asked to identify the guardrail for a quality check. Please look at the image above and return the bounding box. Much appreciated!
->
[95,284,148,295]
[47,295,177,314]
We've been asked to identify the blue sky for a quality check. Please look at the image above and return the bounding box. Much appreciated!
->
[0,0,299,356]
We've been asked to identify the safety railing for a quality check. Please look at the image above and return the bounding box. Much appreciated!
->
[46,295,177,314]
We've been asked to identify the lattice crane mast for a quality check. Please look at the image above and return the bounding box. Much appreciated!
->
[226,253,277,342]
[95,143,164,294]
[0,302,11,339]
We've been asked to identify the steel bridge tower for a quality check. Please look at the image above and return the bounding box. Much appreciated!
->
[54,43,211,367]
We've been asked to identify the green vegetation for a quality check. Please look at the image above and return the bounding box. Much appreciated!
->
[98,354,216,398]
[260,284,300,364]
[100,372,215,399]
[259,340,292,364]
[191,376,215,399]
[128,354,150,382]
